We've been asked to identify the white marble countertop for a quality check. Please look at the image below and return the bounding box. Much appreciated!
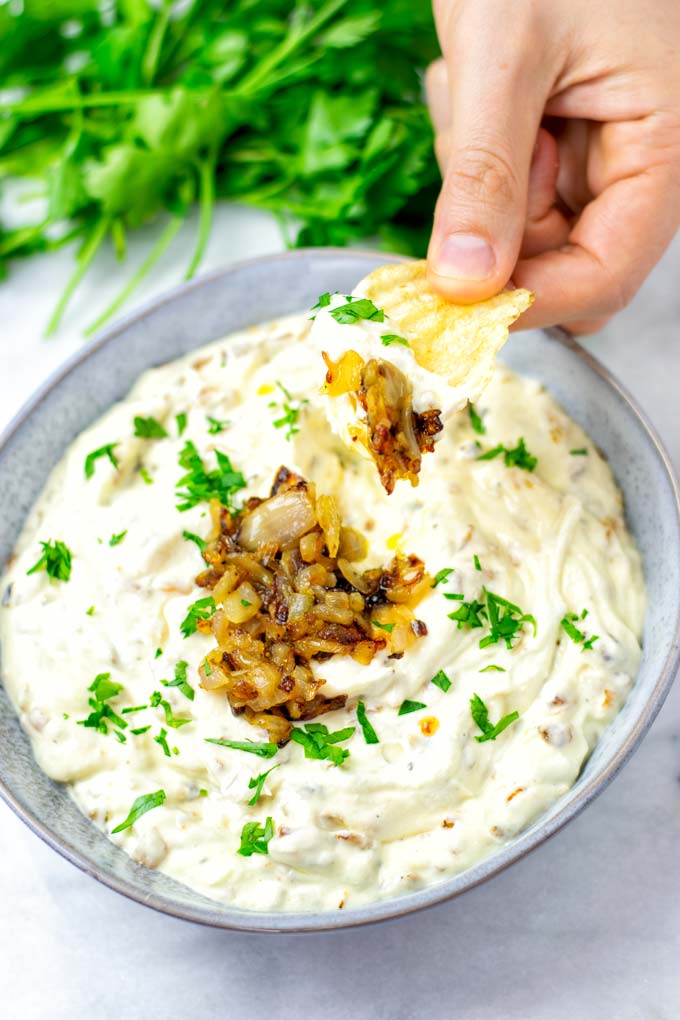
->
[1,209,679,1018]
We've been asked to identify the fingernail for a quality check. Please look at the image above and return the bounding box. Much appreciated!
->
[434,233,496,281]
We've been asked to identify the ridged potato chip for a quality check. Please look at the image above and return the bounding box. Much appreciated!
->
[358,260,533,400]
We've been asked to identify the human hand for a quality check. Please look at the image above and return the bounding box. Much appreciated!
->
[425,0,680,333]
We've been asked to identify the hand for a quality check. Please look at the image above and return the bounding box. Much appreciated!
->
[425,0,680,333]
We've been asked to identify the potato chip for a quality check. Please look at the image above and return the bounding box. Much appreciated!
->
[358,260,533,401]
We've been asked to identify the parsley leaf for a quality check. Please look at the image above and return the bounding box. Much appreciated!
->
[247,765,280,806]
[27,539,72,582]
[84,443,119,480]
[329,297,385,324]
[180,595,216,638]
[112,790,165,834]
[176,413,188,437]
[480,665,506,672]
[238,816,274,857]
[372,620,395,634]
[357,701,379,744]
[470,693,519,743]
[431,568,454,588]
[150,690,192,728]
[175,441,245,512]
[154,727,171,757]
[398,699,426,716]
[77,672,126,736]
[449,589,536,650]
[477,437,537,472]
[431,669,451,693]
[269,381,308,441]
[182,529,206,552]
[206,415,230,435]
[468,403,485,434]
[570,448,588,456]
[133,415,167,439]
[312,292,332,310]
[291,723,355,766]
[381,333,410,347]
[474,554,482,571]
[160,660,195,701]
[560,612,600,653]
[205,738,278,758]
[139,466,153,485]
[109,530,127,546]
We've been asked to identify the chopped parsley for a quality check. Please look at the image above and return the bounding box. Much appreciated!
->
[329,297,385,324]
[133,415,167,439]
[431,669,452,693]
[206,415,230,435]
[139,466,153,485]
[205,738,278,758]
[121,704,148,714]
[431,568,454,588]
[160,660,195,701]
[175,441,245,512]
[154,727,171,757]
[27,539,72,582]
[474,554,482,571]
[480,665,506,672]
[477,437,537,472]
[381,333,410,347]
[247,765,280,806]
[398,699,426,716]
[180,595,216,638]
[269,381,308,441]
[560,612,600,653]
[240,599,252,607]
[570,448,588,456]
[111,790,165,834]
[372,620,395,634]
[176,412,188,436]
[312,292,331,310]
[357,701,379,744]
[84,442,119,479]
[154,647,162,659]
[149,690,192,728]
[131,725,151,735]
[108,530,127,547]
[448,589,536,650]
[86,605,95,616]
[182,529,206,552]
[199,788,208,797]
[238,816,274,857]
[291,723,355,766]
[470,693,519,743]
[468,403,486,434]
[77,673,126,736]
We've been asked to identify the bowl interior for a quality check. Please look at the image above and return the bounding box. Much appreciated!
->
[1,249,679,932]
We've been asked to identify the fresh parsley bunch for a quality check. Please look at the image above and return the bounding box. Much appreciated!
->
[0,0,440,333]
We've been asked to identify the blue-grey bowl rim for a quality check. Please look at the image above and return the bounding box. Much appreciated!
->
[1,247,679,934]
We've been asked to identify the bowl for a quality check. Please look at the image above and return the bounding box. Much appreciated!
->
[1,249,679,932]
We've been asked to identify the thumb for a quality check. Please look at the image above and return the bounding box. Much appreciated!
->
[427,12,552,302]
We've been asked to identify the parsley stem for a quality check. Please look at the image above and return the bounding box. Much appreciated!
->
[184,149,216,280]
[85,214,184,336]
[142,0,173,86]
[46,216,111,336]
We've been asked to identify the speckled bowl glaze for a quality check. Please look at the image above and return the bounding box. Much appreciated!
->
[1,250,679,932]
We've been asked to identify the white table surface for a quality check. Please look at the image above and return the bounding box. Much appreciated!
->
[1,208,679,1019]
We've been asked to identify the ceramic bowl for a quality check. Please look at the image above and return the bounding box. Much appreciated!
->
[1,249,679,932]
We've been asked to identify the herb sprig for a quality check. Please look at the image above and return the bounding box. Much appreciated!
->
[27,539,73,582]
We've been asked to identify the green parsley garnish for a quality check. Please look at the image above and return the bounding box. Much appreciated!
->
[312,293,332,311]
[199,789,208,798]
[182,530,206,552]
[84,443,119,480]
[176,413,188,437]
[154,648,163,659]
[470,693,519,743]
[474,554,482,571]
[357,701,379,744]
[206,415,230,435]
[247,765,280,806]
[329,297,385,324]
[109,530,127,547]
[112,790,166,834]
[133,415,167,439]
[477,437,537,472]
[480,665,506,672]
[139,466,153,485]
[180,595,216,638]
[431,669,451,693]
[381,333,410,347]
[431,568,454,588]
[468,403,486,434]
[113,729,127,744]
[398,699,426,716]
[77,672,126,736]
[154,727,171,757]
[560,612,600,653]
[269,381,308,441]
[448,588,536,650]
[131,725,151,736]
[121,704,148,714]
[160,661,195,701]
[27,539,72,582]
[175,441,245,512]
[150,690,192,728]
[86,605,95,616]
[372,620,395,634]
[238,817,274,857]
[205,738,278,758]
[570,448,588,456]
[291,723,355,766]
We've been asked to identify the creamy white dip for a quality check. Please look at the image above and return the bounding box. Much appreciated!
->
[0,312,645,912]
